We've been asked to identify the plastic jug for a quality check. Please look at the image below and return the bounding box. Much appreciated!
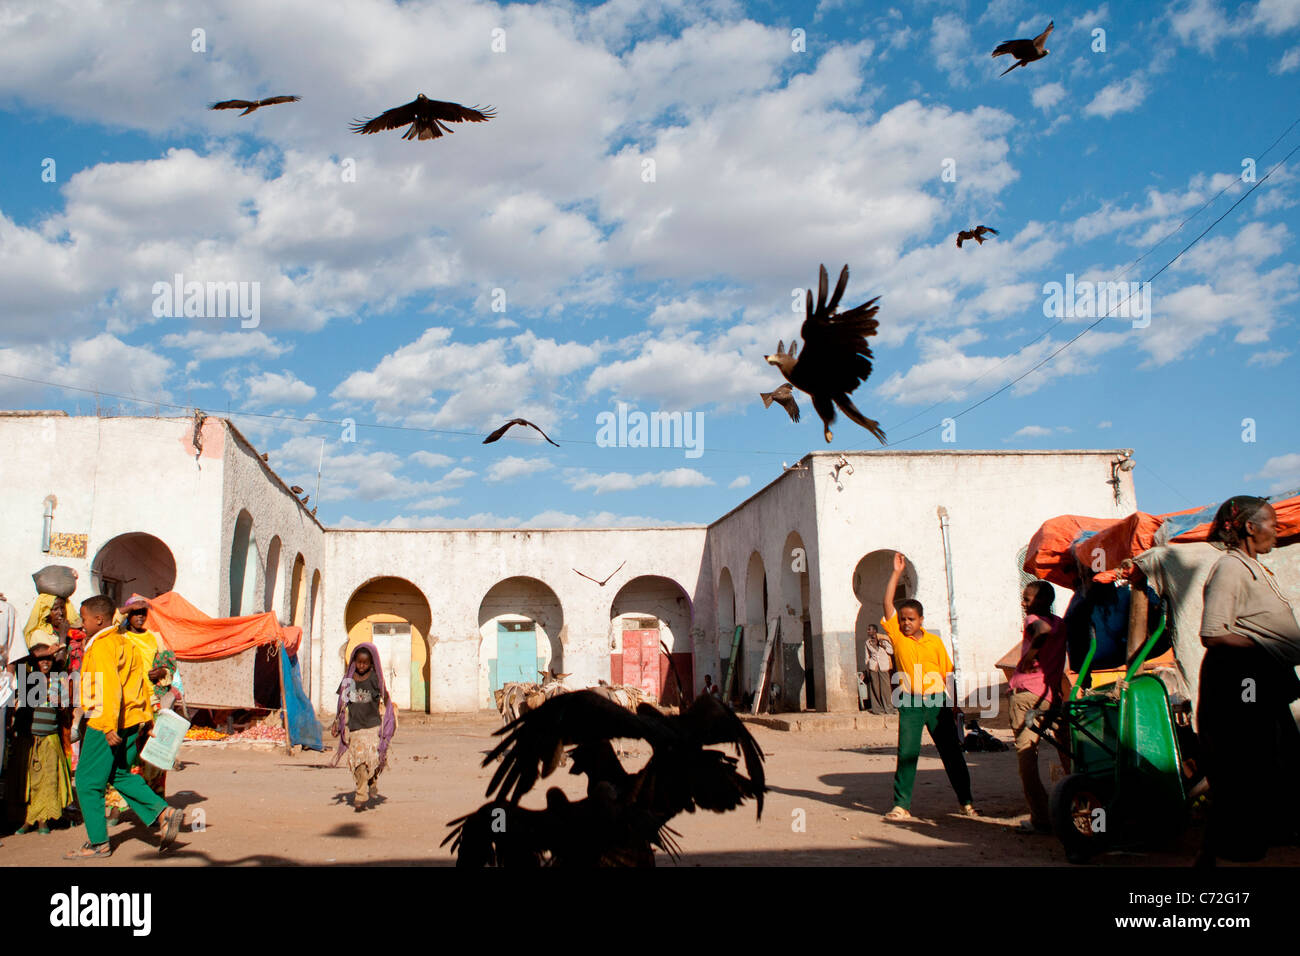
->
[141,709,191,771]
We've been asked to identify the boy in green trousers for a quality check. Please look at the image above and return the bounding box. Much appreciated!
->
[64,595,182,860]
[881,552,977,821]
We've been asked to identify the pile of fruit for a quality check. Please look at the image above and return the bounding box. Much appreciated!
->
[225,723,286,742]
[185,726,228,741]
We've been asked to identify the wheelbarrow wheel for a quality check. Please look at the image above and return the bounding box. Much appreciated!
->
[1051,774,1111,864]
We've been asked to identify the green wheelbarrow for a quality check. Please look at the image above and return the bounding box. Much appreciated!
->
[1029,611,1200,863]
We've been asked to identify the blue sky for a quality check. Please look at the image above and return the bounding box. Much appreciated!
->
[0,0,1297,527]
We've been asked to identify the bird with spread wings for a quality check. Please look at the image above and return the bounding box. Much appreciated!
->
[760,383,801,423]
[991,20,1053,76]
[350,94,496,141]
[763,264,886,444]
[209,95,301,116]
[443,690,765,866]
[956,225,999,248]
[483,418,559,447]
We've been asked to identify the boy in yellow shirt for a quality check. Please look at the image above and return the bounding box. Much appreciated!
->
[64,595,182,860]
[881,552,976,821]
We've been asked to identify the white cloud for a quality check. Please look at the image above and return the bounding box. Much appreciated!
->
[1083,77,1149,118]
[1031,82,1066,112]
[1010,425,1054,439]
[1247,348,1292,367]
[566,467,713,494]
[159,330,291,362]
[1248,454,1300,494]
[1276,46,1300,72]
[728,475,751,489]
[244,370,317,407]
[1098,420,1113,429]
[409,451,455,469]
[486,456,554,482]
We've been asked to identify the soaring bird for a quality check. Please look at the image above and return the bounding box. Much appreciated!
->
[991,20,1053,75]
[956,225,999,248]
[209,95,301,116]
[350,94,496,141]
[763,264,886,444]
[572,560,626,587]
[760,383,801,423]
[444,690,765,866]
[483,418,560,447]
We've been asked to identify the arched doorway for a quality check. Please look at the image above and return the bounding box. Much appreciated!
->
[263,536,283,616]
[852,549,918,671]
[306,570,321,703]
[290,554,307,627]
[344,577,433,712]
[779,531,813,711]
[609,575,693,704]
[477,577,564,709]
[741,551,767,706]
[90,533,177,608]
[229,510,259,615]
[716,568,736,698]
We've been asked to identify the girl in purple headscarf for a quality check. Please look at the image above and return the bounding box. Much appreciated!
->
[330,642,396,810]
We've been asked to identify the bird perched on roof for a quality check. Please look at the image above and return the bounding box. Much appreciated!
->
[209,95,301,116]
[290,485,304,494]
[350,94,496,141]
[483,418,560,447]
[443,690,765,866]
[956,225,999,248]
[763,264,886,444]
[760,383,800,423]
[991,20,1053,75]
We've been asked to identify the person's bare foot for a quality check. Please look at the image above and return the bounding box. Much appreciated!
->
[884,806,912,822]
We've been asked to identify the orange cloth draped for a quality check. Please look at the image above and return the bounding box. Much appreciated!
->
[135,591,302,662]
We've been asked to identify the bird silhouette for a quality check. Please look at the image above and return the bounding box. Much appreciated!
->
[572,561,626,586]
[764,265,886,444]
[956,225,999,248]
[483,418,559,447]
[350,94,495,141]
[992,21,1053,76]
[760,383,801,423]
[210,95,301,116]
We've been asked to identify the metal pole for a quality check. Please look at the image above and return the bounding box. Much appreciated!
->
[937,506,961,705]
[312,438,325,507]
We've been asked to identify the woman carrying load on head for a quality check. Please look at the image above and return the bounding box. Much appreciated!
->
[1197,495,1300,864]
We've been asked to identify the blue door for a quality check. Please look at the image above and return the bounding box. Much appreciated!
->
[495,622,536,688]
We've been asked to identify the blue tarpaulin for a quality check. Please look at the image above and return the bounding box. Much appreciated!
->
[280,649,324,751]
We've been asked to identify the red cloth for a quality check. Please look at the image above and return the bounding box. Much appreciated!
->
[136,590,302,662]
[1023,515,1115,589]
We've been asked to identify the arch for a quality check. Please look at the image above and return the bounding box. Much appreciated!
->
[290,553,307,627]
[779,531,813,711]
[609,575,694,704]
[738,551,767,704]
[477,577,565,709]
[715,567,736,698]
[228,510,258,616]
[852,549,918,672]
[306,569,322,700]
[263,536,283,616]
[90,533,177,608]
[344,576,433,712]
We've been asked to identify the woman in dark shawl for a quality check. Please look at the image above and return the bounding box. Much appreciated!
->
[330,642,396,810]
[1197,495,1300,864]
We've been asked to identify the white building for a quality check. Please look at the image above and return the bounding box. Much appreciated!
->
[0,412,1136,713]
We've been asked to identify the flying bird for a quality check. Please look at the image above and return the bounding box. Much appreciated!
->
[483,418,560,447]
[991,20,1053,75]
[572,561,626,587]
[350,94,496,141]
[764,264,887,445]
[444,690,765,866]
[760,383,801,423]
[956,225,999,248]
[209,95,301,116]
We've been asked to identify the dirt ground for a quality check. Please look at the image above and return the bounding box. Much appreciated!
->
[4,714,1297,867]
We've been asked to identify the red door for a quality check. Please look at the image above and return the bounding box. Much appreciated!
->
[622,629,661,700]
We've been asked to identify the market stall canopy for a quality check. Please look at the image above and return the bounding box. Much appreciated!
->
[1023,493,1300,589]
[136,590,302,662]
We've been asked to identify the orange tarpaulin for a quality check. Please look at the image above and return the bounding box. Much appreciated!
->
[1024,495,1300,588]
[137,590,302,662]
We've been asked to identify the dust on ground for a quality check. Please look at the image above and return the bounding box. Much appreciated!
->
[4,714,1294,866]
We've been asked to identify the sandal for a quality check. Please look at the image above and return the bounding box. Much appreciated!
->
[883,806,912,822]
[959,804,979,817]
[156,807,183,850]
[64,841,112,861]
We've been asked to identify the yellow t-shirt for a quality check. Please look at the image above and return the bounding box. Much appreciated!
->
[881,613,952,698]
[80,627,153,734]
